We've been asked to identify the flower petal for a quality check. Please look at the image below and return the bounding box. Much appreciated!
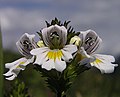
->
[3,70,13,76]
[61,50,73,62]
[80,47,91,58]
[55,59,66,72]
[54,25,67,45]
[5,57,28,69]
[63,44,77,54]
[42,26,54,46]
[42,24,67,47]
[91,61,117,73]
[42,59,55,70]
[80,29,102,54]
[93,54,116,62]
[6,75,16,81]
[34,51,48,65]
[16,33,37,58]
[30,47,49,55]
[91,54,118,73]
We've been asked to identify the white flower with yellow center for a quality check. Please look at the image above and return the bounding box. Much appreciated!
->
[30,24,77,72]
[70,30,118,73]
[4,33,36,80]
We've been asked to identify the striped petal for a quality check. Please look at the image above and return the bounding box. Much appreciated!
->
[80,29,102,54]
[42,24,67,48]
[16,33,37,58]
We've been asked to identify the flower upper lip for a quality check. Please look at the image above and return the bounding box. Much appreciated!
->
[80,29,102,55]
[16,33,37,58]
[42,24,67,49]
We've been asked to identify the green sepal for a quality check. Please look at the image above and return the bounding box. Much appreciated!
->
[63,21,71,29]
[36,31,42,39]
[67,25,80,44]
[45,18,71,28]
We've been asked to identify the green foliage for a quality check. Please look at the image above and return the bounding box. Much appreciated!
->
[5,80,30,97]
[34,65,67,95]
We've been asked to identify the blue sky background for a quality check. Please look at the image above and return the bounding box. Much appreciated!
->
[0,0,120,56]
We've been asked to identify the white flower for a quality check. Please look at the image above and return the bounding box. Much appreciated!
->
[71,30,118,73]
[4,33,36,80]
[90,54,118,73]
[4,57,34,80]
[30,25,77,72]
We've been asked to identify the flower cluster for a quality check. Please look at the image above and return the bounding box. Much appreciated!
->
[4,19,118,81]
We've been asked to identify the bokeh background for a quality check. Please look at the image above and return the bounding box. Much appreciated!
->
[0,0,120,97]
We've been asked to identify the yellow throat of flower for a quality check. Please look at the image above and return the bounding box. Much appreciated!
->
[46,50,63,61]
[91,58,103,64]
[16,61,25,68]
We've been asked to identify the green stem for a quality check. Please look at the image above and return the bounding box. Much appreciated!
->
[0,24,4,97]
